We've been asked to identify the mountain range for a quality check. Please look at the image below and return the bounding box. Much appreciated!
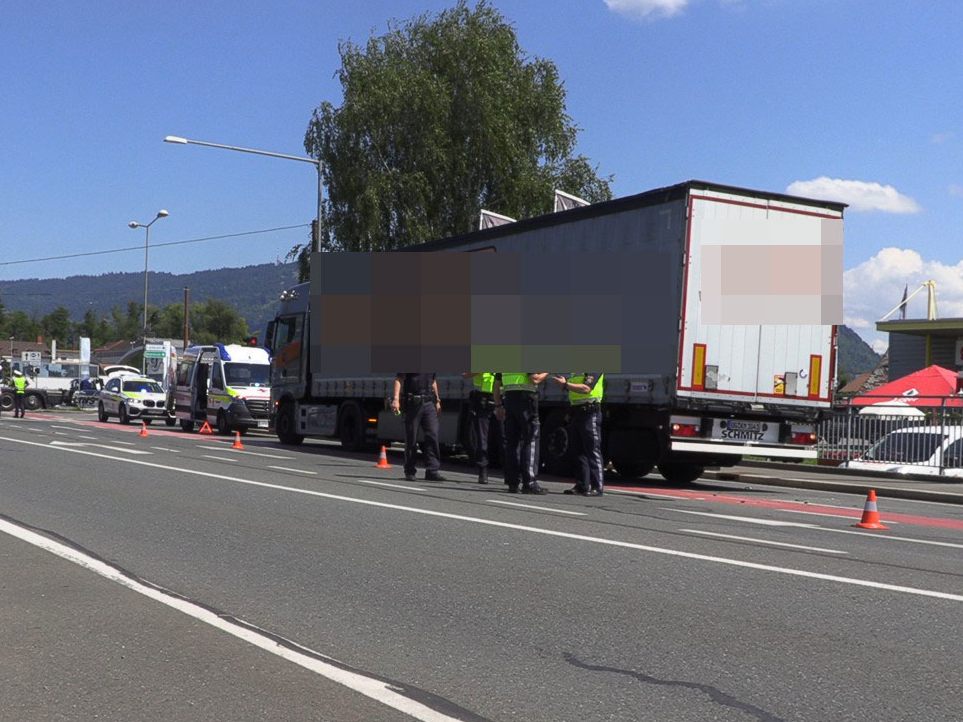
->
[2,263,882,378]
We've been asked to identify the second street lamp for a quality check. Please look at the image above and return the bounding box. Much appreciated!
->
[128,209,169,354]
[163,135,323,251]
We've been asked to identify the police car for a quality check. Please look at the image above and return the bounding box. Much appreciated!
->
[97,375,175,425]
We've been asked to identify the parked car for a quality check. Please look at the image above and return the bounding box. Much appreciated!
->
[97,376,175,426]
[843,425,963,478]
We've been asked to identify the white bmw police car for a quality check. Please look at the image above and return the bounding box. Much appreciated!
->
[97,375,175,425]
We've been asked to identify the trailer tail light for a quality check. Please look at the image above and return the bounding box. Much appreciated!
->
[671,422,701,437]
[367,417,378,424]
[791,431,817,445]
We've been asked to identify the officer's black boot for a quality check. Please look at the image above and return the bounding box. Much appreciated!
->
[478,467,488,484]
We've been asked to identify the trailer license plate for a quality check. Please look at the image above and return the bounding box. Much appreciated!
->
[720,420,764,441]
[257,419,269,429]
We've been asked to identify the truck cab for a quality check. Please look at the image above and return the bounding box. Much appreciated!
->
[173,343,271,434]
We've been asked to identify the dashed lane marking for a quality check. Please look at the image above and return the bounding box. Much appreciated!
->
[679,529,847,554]
[49,441,152,455]
[268,466,317,475]
[201,455,237,463]
[488,500,587,516]
[355,479,425,492]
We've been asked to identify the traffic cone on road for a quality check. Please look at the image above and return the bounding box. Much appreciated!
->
[853,489,888,530]
[232,431,245,450]
[199,420,213,435]
[375,445,391,469]
[138,421,148,438]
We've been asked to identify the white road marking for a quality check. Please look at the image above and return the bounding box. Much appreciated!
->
[777,509,899,523]
[51,425,80,431]
[227,449,294,460]
[108,438,136,446]
[268,466,317,475]
[53,431,70,436]
[201,455,237,462]
[488,500,587,516]
[665,509,814,527]
[77,435,98,440]
[355,479,425,491]
[7,435,963,604]
[49,441,152,455]
[0,517,465,722]
[150,447,182,453]
[679,529,847,554]
[816,527,963,549]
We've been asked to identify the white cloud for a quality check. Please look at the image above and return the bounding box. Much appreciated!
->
[844,248,963,351]
[786,177,921,214]
[604,0,690,20]
[870,339,888,355]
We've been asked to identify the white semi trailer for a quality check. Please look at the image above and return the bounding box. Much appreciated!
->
[267,180,843,483]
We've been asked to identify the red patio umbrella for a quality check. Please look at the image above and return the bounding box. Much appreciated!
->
[851,365,963,407]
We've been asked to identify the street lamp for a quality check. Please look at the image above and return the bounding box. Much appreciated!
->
[128,209,169,349]
[163,135,323,251]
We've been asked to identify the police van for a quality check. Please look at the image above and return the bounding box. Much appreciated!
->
[173,344,271,434]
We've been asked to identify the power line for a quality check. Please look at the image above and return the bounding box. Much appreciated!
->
[0,224,310,267]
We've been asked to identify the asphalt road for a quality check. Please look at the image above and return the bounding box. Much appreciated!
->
[2,412,962,721]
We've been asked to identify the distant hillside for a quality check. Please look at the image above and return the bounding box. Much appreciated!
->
[837,324,882,381]
[1,263,299,336]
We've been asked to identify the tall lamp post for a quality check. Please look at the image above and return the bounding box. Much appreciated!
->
[128,209,169,351]
[163,135,323,252]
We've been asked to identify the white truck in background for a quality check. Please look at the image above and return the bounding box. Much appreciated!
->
[267,180,843,483]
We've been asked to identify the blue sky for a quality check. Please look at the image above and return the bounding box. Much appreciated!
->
[2,0,962,351]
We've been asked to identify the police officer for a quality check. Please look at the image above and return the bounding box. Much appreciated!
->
[553,373,605,496]
[494,372,548,494]
[391,373,445,482]
[463,372,502,484]
[12,369,28,418]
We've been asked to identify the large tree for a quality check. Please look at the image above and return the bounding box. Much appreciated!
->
[303,0,611,256]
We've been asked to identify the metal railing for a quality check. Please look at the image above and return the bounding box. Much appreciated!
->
[817,395,963,476]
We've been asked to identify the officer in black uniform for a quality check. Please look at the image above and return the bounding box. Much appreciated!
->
[553,373,605,496]
[462,372,502,484]
[391,373,445,482]
[493,372,549,494]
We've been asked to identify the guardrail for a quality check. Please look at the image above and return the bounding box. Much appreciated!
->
[817,396,963,477]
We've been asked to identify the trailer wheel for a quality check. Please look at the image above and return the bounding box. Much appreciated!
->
[541,410,576,477]
[338,401,365,452]
[657,462,704,485]
[276,401,304,446]
[25,392,44,411]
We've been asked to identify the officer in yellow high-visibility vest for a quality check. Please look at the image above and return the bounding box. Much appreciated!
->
[493,372,549,494]
[11,369,29,418]
[552,373,604,496]
[462,372,502,484]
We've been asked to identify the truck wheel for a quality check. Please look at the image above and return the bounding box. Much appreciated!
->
[338,402,365,452]
[25,393,44,411]
[217,410,230,435]
[0,392,13,412]
[276,401,304,445]
[541,410,576,477]
[180,419,195,432]
[657,462,704,485]
[97,402,109,423]
[614,461,654,480]
[118,405,130,425]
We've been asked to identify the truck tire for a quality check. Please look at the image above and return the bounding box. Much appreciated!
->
[118,404,130,425]
[541,409,576,477]
[657,462,704,485]
[97,402,108,423]
[614,461,654,480]
[0,391,13,412]
[180,419,195,432]
[276,401,304,446]
[338,401,365,452]
[25,392,44,411]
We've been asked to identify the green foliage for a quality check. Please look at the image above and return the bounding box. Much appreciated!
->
[304,0,612,255]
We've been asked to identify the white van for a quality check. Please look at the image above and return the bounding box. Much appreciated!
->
[173,344,271,434]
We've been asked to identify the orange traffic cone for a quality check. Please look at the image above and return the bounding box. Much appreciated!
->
[199,420,213,435]
[232,431,245,450]
[375,445,391,469]
[138,421,148,438]
[853,489,888,530]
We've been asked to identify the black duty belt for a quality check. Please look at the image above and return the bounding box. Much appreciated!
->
[406,393,435,403]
